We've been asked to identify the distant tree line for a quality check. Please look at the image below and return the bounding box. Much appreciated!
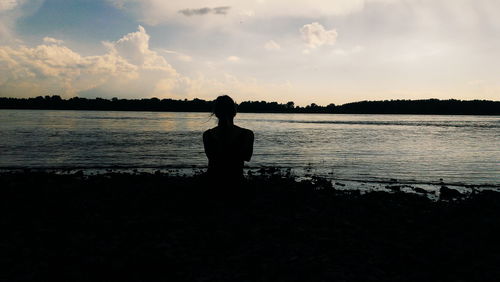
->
[0,96,498,115]
[335,99,500,115]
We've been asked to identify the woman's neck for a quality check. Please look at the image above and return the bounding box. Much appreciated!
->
[218,118,234,127]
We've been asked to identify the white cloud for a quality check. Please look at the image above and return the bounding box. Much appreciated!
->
[43,37,64,45]
[0,0,19,12]
[333,45,364,56]
[109,0,397,26]
[0,42,138,97]
[0,26,187,98]
[250,0,396,17]
[159,49,193,62]
[177,54,193,62]
[185,73,295,103]
[111,25,151,65]
[0,0,23,41]
[0,24,299,102]
[227,56,240,62]
[264,40,281,51]
[6,1,500,104]
[300,22,338,49]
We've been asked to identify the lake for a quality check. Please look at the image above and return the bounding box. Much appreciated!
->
[0,110,498,186]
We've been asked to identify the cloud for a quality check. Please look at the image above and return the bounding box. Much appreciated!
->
[43,37,64,45]
[333,45,364,56]
[110,25,153,66]
[0,42,138,97]
[0,0,27,41]
[178,6,230,16]
[0,24,294,102]
[111,0,396,26]
[213,6,230,15]
[0,26,188,98]
[159,49,193,62]
[185,73,295,103]
[107,0,126,9]
[300,22,338,49]
[0,0,19,12]
[264,40,281,51]
[227,56,240,62]
[179,7,210,16]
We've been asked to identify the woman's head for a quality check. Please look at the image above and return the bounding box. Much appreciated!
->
[213,95,237,120]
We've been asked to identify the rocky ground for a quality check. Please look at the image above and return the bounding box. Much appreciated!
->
[1,171,499,281]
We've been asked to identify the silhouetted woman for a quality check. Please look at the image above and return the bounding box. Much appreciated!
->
[203,95,254,184]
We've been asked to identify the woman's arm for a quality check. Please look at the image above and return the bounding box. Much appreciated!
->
[203,130,215,160]
[242,130,254,162]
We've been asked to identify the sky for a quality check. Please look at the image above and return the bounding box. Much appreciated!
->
[0,0,499,105]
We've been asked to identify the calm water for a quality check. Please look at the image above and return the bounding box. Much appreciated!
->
[0,110,499,185]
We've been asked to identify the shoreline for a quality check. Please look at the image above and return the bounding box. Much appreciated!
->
[1,167,498,195]
[2,171,500,281]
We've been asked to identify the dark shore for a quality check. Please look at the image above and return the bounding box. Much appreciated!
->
[1,171,499,281]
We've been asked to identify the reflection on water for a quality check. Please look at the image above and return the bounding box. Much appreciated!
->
[0,110,499,185]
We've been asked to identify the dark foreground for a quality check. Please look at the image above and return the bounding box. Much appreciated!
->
[1,171,499,282]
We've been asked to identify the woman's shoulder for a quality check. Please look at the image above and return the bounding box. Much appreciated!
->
[235,126,254,136]
[203,127,216,138]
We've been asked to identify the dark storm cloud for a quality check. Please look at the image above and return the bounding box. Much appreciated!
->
[178,6,231,16]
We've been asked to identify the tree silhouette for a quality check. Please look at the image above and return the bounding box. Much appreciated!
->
[0,96,498,115]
